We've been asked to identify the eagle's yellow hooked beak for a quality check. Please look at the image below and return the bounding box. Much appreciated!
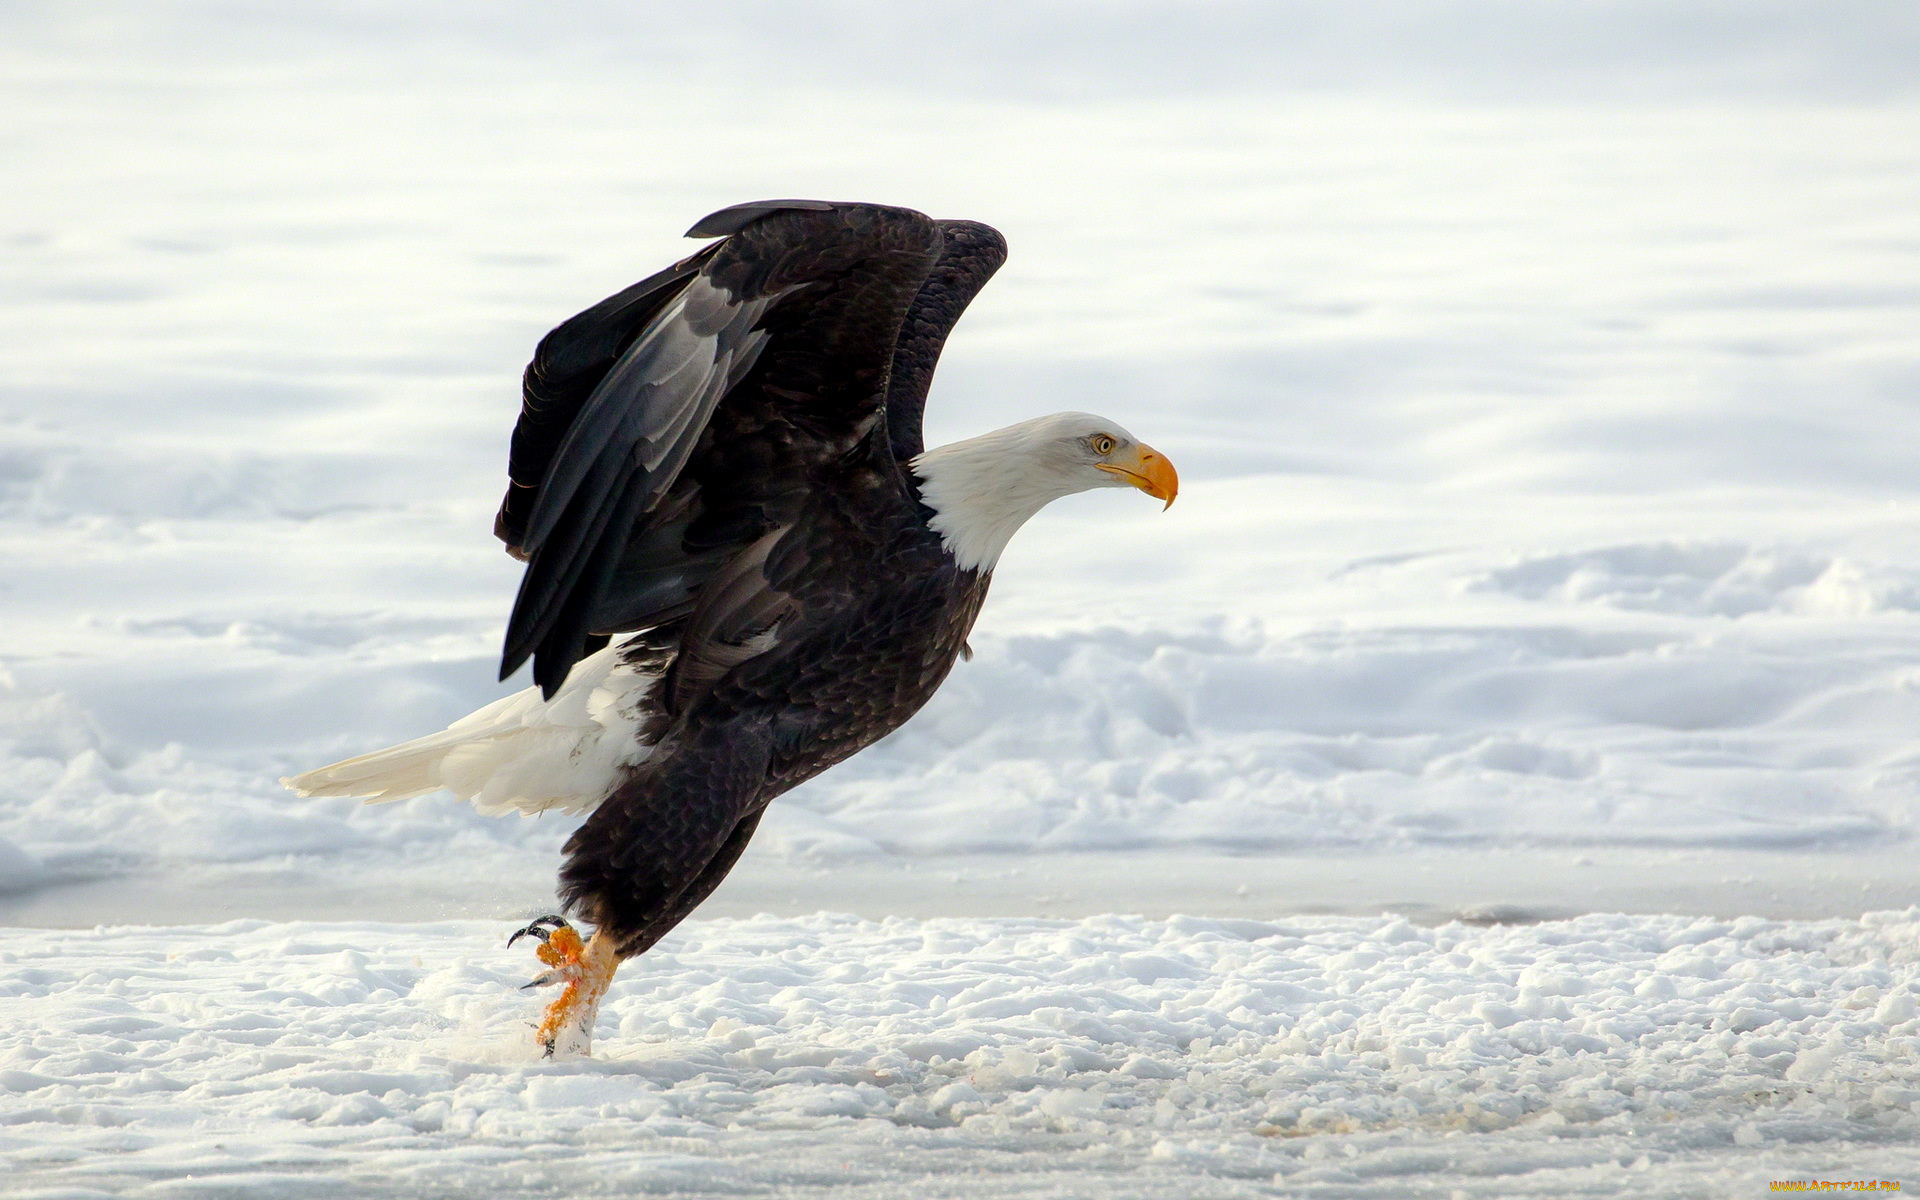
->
[1096,443,1179,509]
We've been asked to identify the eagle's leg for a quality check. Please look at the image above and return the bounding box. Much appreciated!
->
[510,810,768,1055]
[510,916,621,1056]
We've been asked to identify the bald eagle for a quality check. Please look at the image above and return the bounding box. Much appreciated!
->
[286,200,1177,1054]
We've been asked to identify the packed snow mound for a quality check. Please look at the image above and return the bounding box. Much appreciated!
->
[1477,542,1920,619]
[7,592,1920,892]
[5,911,1920,1196]
[21,528,1920,880]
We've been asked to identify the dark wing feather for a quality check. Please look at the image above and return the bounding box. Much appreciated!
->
[499,275,780,689]
[664,525,798,714]
[684,198,835,239]
[518,276,780,556]
[884,219,1008,465]
[500,202,944,696]
[496,244,722,554]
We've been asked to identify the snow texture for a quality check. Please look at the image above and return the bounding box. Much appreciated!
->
[7,912,1920,1197]
[6,0,1920,1192]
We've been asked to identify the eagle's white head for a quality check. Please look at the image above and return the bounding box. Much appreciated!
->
[911,411,1179,572]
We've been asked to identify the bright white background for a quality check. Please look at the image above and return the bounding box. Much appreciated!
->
[5,4,1920,1194]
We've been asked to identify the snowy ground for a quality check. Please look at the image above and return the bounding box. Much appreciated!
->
[7,0,1920,1193]
[10,912,1920,1198]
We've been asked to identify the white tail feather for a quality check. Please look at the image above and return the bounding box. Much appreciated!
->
[282,643,658,816]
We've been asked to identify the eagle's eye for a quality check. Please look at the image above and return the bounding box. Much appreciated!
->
[1091,434,1116,455]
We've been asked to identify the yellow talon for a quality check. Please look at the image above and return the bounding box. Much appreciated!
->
[536,924,584,969]
[529,926,620,1056]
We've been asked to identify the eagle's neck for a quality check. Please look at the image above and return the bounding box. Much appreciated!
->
[911,422,1082,572]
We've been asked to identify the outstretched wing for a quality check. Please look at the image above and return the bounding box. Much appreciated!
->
[497,201,945,697]
[883,219,1008,465]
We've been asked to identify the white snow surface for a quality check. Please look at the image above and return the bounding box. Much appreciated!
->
[8,911,1920,1197]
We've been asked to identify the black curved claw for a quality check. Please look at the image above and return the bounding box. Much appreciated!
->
[507,914,571,949]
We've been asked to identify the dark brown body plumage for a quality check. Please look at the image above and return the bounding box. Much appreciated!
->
[490,201,1005,957]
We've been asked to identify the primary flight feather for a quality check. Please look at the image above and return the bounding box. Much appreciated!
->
[286,200,1178,1054]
